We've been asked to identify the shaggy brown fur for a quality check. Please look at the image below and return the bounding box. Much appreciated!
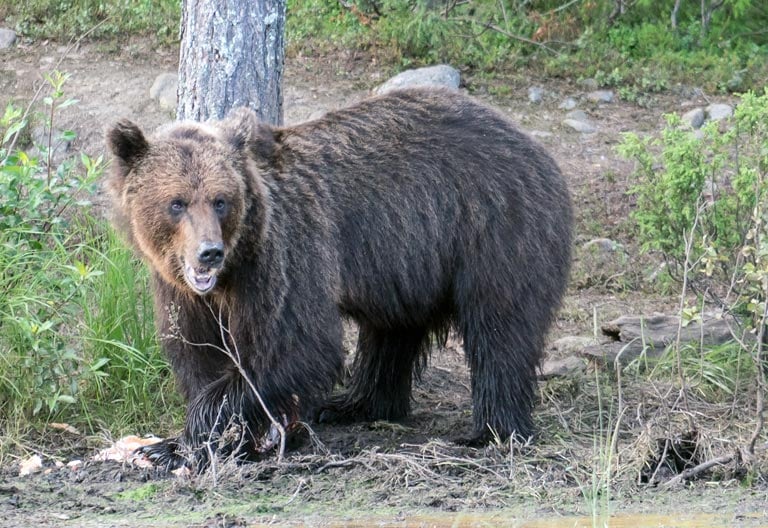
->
[106,88,573,470]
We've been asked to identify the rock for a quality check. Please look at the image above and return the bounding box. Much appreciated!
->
[0,28,16,50]
[563,109,596,132]
[579,78,599,91]
[374,65,460,95]
[558,97,577,110]
[586,90,614,104]
[565,109,589,122]
[681,108,706,129]
[551,336,601,357]
[563,118,596,134]
[150,72,178,111]
[585,313,736,366]
[528,86,544,104]
[583,237,623,253]
[539,356,587,379]
[706,103,733,121]
[529,130,553,139]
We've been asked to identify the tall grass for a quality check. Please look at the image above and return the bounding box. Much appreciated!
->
[78,229,180,434]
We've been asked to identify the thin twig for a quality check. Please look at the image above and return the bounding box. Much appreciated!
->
[452,17,562,55]
[748,263,768,455]
[674,199,706,430]
[208,302,288,460]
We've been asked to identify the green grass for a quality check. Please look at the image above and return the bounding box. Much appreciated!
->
[77,228,180,434]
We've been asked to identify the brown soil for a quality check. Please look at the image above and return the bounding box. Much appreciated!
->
[1,39,766,527]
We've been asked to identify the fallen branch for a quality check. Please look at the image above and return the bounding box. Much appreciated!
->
[661,454,734,488]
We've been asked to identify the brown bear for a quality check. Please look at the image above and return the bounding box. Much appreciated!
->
[106,87,573,470]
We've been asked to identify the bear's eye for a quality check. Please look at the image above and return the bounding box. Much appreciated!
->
[169,199,186,216]
[213,197,228,215]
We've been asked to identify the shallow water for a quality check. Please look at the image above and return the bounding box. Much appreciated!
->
[304,512,764,528]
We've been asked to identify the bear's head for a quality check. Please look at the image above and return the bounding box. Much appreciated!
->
[106,108,274,295]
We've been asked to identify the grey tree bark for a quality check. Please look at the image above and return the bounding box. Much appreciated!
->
[177,0,286,125]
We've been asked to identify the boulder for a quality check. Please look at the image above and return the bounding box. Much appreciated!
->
[375,65,460,95]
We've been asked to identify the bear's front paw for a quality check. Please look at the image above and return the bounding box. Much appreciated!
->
[135,438,189,471]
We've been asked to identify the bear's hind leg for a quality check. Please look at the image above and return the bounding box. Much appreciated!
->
[460,308,543,445]
[318,324,429,423]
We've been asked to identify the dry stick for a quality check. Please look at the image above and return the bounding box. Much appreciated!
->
[662,454,734,488]
[611,341,633,460]
[281,478,307,507]
[203,397,229,487]
[647,438,671,485]
[748,265,768,456]
[674,200,706,431]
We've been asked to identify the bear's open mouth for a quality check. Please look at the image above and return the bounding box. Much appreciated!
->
[183,262,218,294]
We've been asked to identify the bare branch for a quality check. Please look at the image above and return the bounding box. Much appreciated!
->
[662,454,734,488]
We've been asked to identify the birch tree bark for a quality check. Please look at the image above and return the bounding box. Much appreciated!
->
[177,0,286,125]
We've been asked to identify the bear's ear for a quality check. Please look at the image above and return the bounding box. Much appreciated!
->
[107,120,149,174]
[223,107,276,163]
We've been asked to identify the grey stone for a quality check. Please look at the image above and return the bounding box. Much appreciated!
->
[565,109,589,122]
[583,238,623,253]
[374,65,460,95]
[551,336,601,357]
[528,86,544,104]
[529,130,553,138]
[558,97,577,110]
[150,72,178,111]
[561,108,599,132]
[706,103,733,121]
[563,118,596,134]
[586,90,614,104]
[539,356,587,379]
[681,108,706,129]
[0,28,16,50]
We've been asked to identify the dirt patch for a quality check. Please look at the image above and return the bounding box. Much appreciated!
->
[1,39,766,527]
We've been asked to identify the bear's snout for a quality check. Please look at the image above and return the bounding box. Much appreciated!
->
[197,241,224,268]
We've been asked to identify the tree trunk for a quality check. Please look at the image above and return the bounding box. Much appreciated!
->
[177,0,286,125]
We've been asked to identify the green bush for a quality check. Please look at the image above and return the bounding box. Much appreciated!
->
[0,0,180,40]
[0,74,176,442]
[619,89,768,279]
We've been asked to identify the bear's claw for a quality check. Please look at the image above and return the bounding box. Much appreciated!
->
[134,438,189,471]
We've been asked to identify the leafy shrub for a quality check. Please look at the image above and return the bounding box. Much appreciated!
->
[0,74,176,438]
[0,75,101,418]
[618,89,768,279]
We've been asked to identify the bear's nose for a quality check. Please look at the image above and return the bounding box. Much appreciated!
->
[197,241,224,267]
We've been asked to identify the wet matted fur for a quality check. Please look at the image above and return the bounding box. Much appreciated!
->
[106,87,573,470]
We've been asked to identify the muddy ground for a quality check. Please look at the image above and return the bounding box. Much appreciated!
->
[1,38,767,527]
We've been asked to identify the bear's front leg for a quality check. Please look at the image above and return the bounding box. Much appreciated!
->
[140,368,297,471]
